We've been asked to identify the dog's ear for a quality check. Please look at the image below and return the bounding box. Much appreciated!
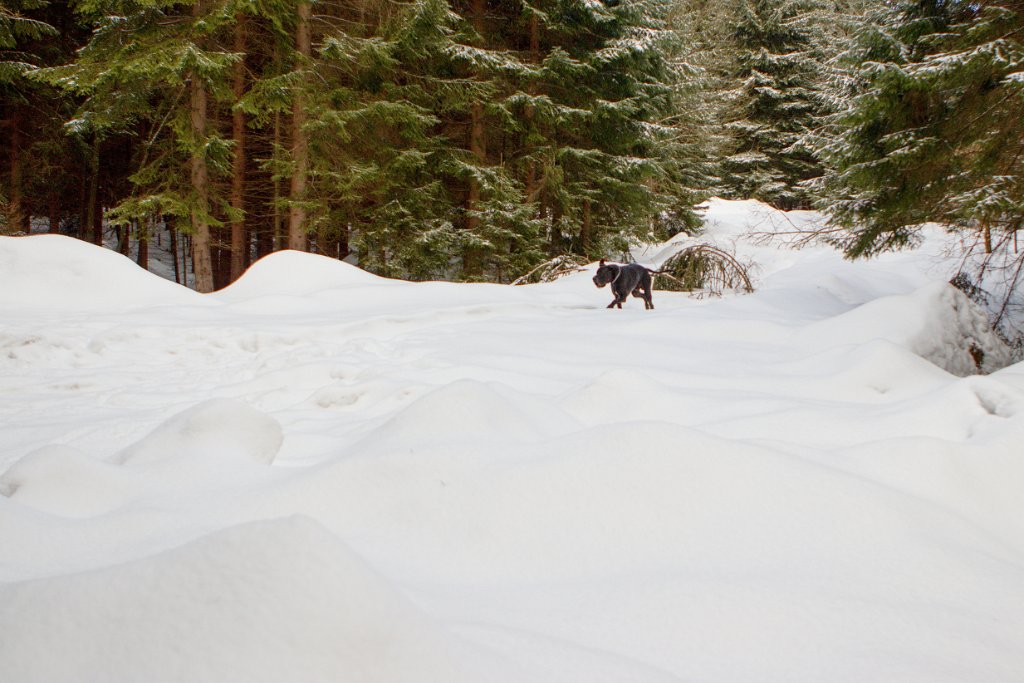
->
[599,259,605,267]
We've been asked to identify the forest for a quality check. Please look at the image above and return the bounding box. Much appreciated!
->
[1,0,1022,293]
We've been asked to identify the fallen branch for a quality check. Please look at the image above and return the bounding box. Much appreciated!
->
[511,254,590,285]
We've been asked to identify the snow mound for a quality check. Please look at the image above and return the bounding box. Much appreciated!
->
[352,379,577,455]
[0,235,206,311]
[800,282,1014,375]
[637,197,824,266]
[0,445,135,517]
[112,399,283,466]
[216,249,386,300]
[802,339,952,399]
[561,369,684,426]
[0,516,476,683]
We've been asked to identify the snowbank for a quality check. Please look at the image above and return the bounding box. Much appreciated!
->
[111,399,283,467]
[0,445,134,517]
[801,281,1014,375]
[1,199,1023,682]
[0,234,207,311]
[215,248,387,299]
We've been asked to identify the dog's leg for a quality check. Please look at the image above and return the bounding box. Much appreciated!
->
[618,288,631,308]
[640,272,654,309]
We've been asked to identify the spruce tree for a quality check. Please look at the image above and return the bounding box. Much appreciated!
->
[0,0,58,233]
[249,0,488,280]
[40,0,247,291]
[717,0,829,209]
[514,0,703,259]
[818,1,1024,258]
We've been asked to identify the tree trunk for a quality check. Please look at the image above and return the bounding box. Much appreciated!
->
[188,0,215,292]
[464,0,487,277]
[92,202,104,246]
[169,217,180,283]
[272,106,283,251]
[137,218,150,270]
[287,0,312,252]
[524,12,540,206]
[7,106,26,233]
[87,136,102,245]
[189,81,215,292]
[550,204,562,256]
[185,234,193,285]
[48,191,60,234]
[118,223,130,255]
[270,42,284,253]
[581,198,592,256]
[230,13,248,281]
[466,100,485,228]
[339,223,349,260]
[78,162,88,240]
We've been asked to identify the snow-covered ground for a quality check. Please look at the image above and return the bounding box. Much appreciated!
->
[1,199,1022,682]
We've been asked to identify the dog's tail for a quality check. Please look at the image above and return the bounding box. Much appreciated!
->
[645,267,668,275]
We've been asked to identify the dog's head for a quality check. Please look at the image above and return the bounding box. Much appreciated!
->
[592,259,617,288]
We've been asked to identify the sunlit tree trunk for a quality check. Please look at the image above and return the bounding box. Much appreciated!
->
[189,1,215,292]
[287,0,311,252]
[230,13,248,280]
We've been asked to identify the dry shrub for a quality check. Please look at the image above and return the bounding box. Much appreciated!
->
[655,244,754,296]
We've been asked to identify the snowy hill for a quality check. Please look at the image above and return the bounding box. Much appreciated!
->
[1,199,1022,682]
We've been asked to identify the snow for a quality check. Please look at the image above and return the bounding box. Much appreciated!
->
[1,198,1023,682]
[0,517,480,683]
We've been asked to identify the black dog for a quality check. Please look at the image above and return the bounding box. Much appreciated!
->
[592,259,659,309]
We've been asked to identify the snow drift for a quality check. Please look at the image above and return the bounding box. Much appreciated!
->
[0,517,479,683]
[800,281,1014,375]
[1,199,1023,682]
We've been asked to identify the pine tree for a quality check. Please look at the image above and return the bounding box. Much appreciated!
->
[818,1,1024,258]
